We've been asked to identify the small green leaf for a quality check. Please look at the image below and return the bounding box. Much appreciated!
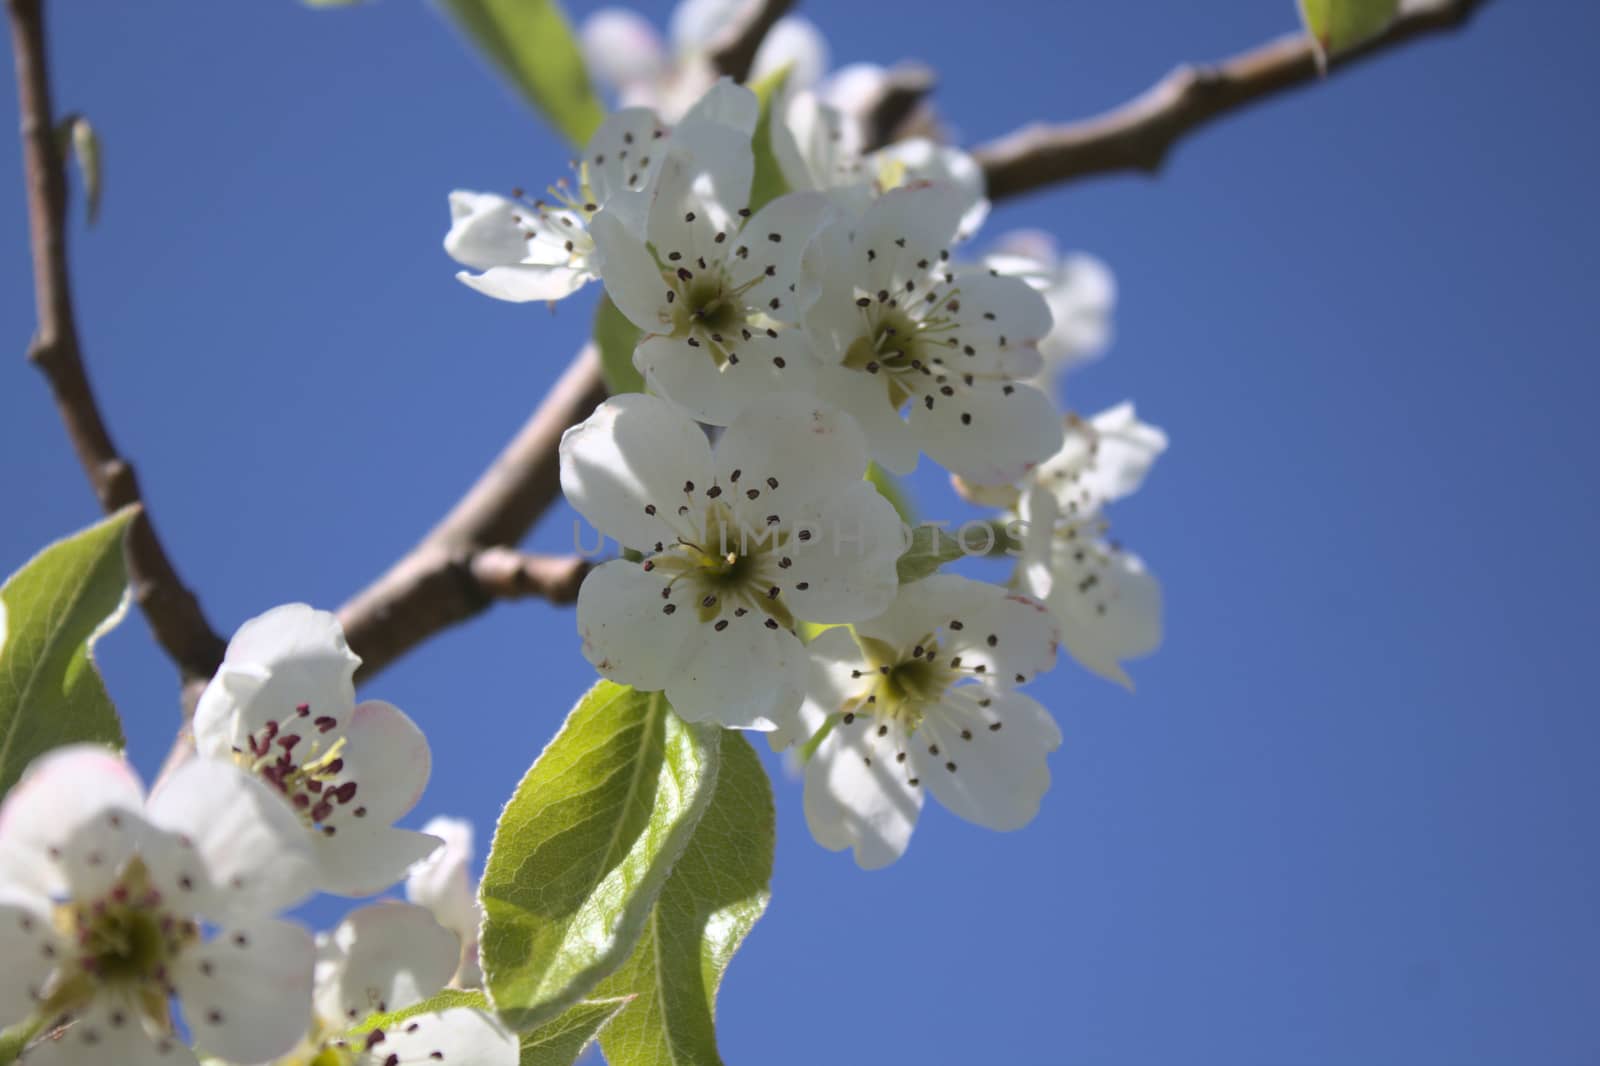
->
[347,989,490,1034]
[895,523,968,584]
[1297,0,1400,61]
[54,114,102,226]
[437,0,605,147]
[595,294,644,396]
[519,997,632,1066]
[592,732,775,1066]
[481,683,721,1030]
[866,462,915,525]
[747,65,793,216]
[0,507,134,801]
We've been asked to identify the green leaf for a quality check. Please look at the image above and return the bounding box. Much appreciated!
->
[1297,0,1399,60]
[55,114,102,226]
[481,683,721,1030]
[595,294,644,396]
[519,997,632,1066]
[437,0,605,147]
[0,507,134,801]
[895,523,969,584]
[347,989,490,1034]
[747,65,792,216]
[592,732,775,1066]
[866,462,915,525]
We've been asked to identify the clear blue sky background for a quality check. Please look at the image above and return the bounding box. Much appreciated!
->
[3,2,1597,1063]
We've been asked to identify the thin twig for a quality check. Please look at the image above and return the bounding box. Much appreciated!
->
[977,0,1493,201]
[706,0,794,82]
[336,344,607,682]
[6,0,226,696]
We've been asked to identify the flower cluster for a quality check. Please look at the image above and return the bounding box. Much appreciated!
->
[0,608,511,1065]
[447,69,1168,869]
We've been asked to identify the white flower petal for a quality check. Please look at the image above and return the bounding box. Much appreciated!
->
[817,62,891,117]
[803,714,922,869]
[334,700,431,828]
[22,1003,198,1066]
[723,191,832,322]
[750,15,829,90]
[771,625,858,751]
[584,107,671,204]
[951,267,1055,350]
[783,480,904,624]
[0,744,144,900]
[1041,403,1167,515]
[868,139,988,239]
[193,603,359,758]
[713,393,870,518]
[666,614,805,731]
[773,90,863,193]
[175,917,314,1065]
[678,77,760,136]
[316,901,460,1024]
[894,575,1059,686]
[312,825,444,900]
[853,184,967,295]
[559,393,716,552]
[357,1007,519,1066]
[670,0,748,55]
[1023,540,1162,690]
[0,894,58,1022]
[634,327,816,428]
[909,377,1062,485]
[580,9,667,92]
[144,757,316,922]
[921,687,1060,831]
[813,363,920,475]
[443,191,529,271]
[646,120,754,266]
[590,206,675,332]
[405,817,478,943]
[576,559,706,690]
[455,263,591,303]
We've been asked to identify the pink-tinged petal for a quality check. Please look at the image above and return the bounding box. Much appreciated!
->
[316,901,460,1024]
[909,377,1063,486]
[21,1002,199,1065]
[666,614,805,731]
[921,687,1061,832]
[577,560,706,693]
[0,744,144,900]
[559,393,715,552]
[311,825,443,900]
[803,713,923,869]
[174,917,314,1065]
[144,757,316,923]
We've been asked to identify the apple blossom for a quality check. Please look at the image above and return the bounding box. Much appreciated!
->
[1013,403,1167,688]
[801,183,1064,483]
[777,575,1062,868]
[0,745,316,1064]
[984,229,1117,389]
[560,392,904,731]
[589,110,834,425]
[192,605,440,897]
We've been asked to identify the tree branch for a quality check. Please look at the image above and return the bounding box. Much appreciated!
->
[976,0,1494,201]
[706,0,794,82]
[6,0,226,692]
[336,344,607,682]
[856,61,937,153]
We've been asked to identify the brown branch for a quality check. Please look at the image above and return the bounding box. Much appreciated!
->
[976,0,1494,201]
[706,0,794,82]
[336,344,607,682]
[857,61,937,153]
[469,548,591,603]
[7,0,226,692]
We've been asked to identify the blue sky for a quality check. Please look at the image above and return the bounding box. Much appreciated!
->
[3,1,1597,1063]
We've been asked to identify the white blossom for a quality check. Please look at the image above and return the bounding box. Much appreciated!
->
[253,901,514,1066]
[560,392,905,731]
[589,104,834,426]
[404,818,481,988]
[984,229,1116,390]
[1013,403,1166,688]
[0,745,316,1065]
[778,576,1062,868]
[192,605,440,897]
[801,183,1064,483]
[579,0,736,119]
[444,81,757,304]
